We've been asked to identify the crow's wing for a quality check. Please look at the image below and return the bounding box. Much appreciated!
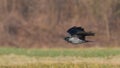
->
[76,32,95,36]
[67,26,85,36]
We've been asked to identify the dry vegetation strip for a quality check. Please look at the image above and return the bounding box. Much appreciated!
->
[0,54,120,65]
[0,54,120,68]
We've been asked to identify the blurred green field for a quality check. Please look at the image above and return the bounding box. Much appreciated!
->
[0,47,120,68]
[1,47,120,57]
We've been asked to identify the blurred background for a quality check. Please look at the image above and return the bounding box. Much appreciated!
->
[0,0,120,48]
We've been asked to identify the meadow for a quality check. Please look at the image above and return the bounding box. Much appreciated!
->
[0,47,120,68]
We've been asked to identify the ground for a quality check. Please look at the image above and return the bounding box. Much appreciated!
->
[0,47,120,68]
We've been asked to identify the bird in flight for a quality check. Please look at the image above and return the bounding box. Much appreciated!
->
[64,26,95,44]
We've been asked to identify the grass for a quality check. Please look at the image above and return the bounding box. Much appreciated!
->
[1,63,120,68]
[0,47,120,68]
[0,47,120,57]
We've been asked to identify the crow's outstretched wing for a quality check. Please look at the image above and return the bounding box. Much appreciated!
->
[67,26,95,38]
[67,26,85,36]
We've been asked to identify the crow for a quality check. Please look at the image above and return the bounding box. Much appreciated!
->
[65,26,95,44]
